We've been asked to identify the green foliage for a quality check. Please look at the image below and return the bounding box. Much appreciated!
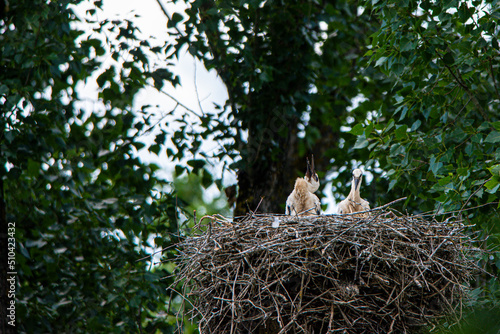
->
[363,0,500,307]
[164,0,500,322]
[365,0,500,212]
[3,0,499,330]
[0,0,182,332]
[173,169,231,218]
[167,0,396,215]
[435,305,500,333]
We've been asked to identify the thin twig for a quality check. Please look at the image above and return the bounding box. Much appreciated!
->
[332,196,408,217]
[170,210,479,333]
[155,0,185,37]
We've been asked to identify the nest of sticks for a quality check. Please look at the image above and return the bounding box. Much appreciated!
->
[173,205,479,333]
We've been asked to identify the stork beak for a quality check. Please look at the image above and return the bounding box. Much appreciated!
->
[310,155,318,182]
[354,176,361,190]
[305,157,312,179]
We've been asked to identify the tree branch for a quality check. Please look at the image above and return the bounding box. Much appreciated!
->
[438,54,489,121]
[154,0,185,37]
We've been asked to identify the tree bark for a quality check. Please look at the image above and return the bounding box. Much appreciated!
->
[234,118,299,216]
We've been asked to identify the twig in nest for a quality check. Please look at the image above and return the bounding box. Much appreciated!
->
[171,209,481,334]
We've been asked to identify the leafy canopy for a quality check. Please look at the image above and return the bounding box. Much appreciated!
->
[0,0,185,332]
[165,0,500,310]
[364,0,500,306]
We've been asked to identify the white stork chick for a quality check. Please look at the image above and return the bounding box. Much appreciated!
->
[337,169,370,216]
[286,156,321,216]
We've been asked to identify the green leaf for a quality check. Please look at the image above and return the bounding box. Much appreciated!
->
[484,178,500,193]
[410,120,421,131]
[187,159,206,170]
[438,175,453,186]
[442,51,455,65]
[429,155,443,176]
[18,242,31,260]
[350,123,365,136]
[175,164,185,176]
[27,159,40,177]
[386,169,396,177]
[488,164,500,176]
[391,63,405,76]
[167,12,184,28]
[353,135,369,149]
[132,141,145,150]
[485,130,500,143]
[365,123,374,135]
[457,167,470,177]
[375,56,388,67]
[400,38,414,52]
[491,121,500,131]
[383,119,395,133]
[388,179,397,191]
[394,125,408,140]
[449,127,467,143]
[492,37,499,50]
[201,169,213,188]
[0,84,8,95]
[149,144,161,155]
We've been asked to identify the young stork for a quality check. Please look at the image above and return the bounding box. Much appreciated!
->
[337,169,370,215]
[285,156,321,216]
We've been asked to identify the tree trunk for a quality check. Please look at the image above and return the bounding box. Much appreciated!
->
[195,1,323,217]
[234,118,299,216]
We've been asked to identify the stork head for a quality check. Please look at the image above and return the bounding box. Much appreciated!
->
[305,155,320,192]
[352,168,363,190]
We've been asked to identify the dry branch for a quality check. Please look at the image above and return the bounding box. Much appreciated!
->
[171,210,480,333]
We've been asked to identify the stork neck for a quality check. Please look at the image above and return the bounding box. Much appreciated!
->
[349,178,362,200]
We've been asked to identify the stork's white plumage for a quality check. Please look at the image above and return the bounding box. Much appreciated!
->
[337,169,370,215]
[286,156,321,216]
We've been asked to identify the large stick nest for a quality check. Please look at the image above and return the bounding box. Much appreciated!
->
[173,209,479,333]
